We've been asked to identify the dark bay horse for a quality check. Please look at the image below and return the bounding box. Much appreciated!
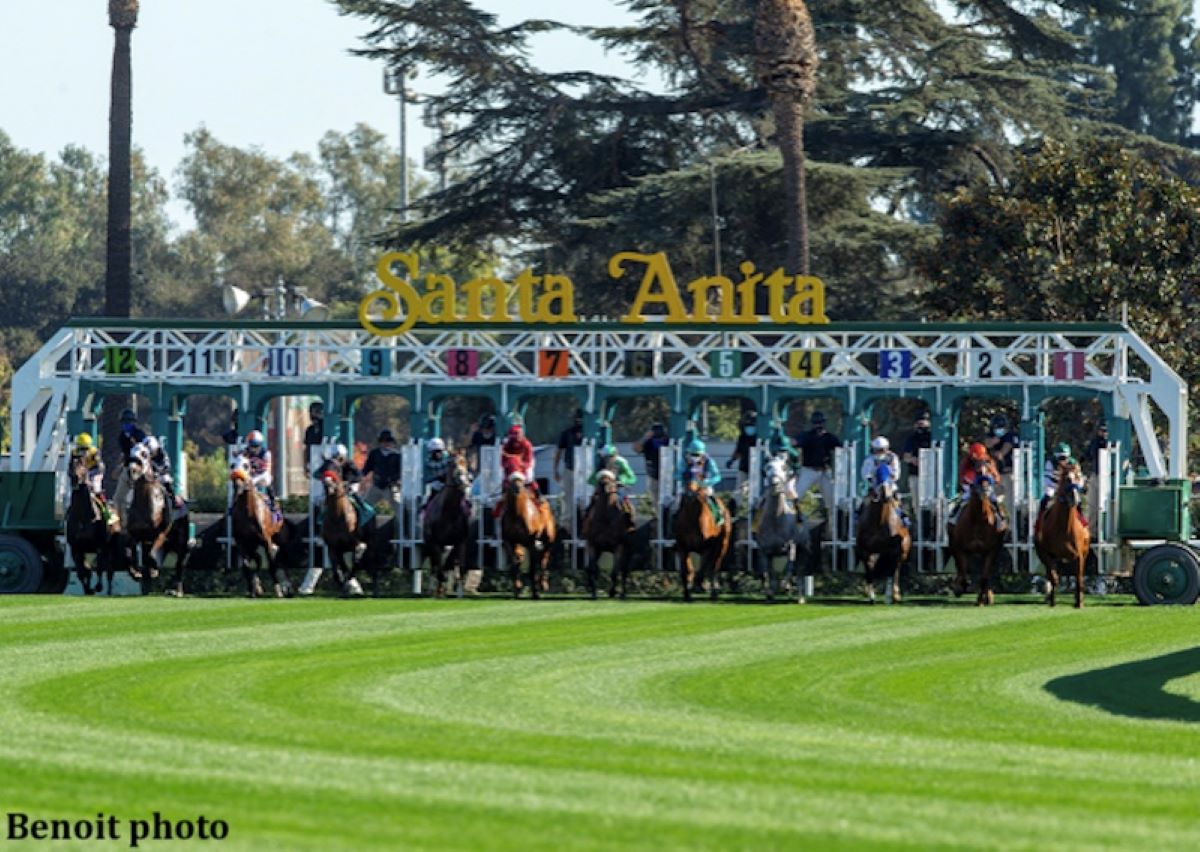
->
[64,457,122,595]
[673,481,731,602]
[855,464,910,604]
[422,454,473,597]
[499,474,556,599]
[753,468,810,601]
[125,456,190,596]
[1035,462,1089,608]
[320,471,374,597]
[230,463,295,598]
[582,470,634,599]
[948,474,1005,606]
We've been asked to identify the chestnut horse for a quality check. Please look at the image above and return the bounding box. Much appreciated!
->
[320,471,372,596]
[422,453,473,597]
[673,481,731,602]
[499,474,556,599]
[948,474,1005,606]
[855,463,910,604]
[1034,462,1089,608]
[581,470,634,599]
[230,463,294,598]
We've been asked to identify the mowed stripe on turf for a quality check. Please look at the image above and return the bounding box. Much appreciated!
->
[0,598,1198,850]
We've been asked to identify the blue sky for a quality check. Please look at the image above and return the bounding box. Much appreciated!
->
[1,0,640,203]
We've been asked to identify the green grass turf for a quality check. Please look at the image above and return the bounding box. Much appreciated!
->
[1,596,1199,850]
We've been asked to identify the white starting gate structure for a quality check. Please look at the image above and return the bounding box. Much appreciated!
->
[7,317,1188,593]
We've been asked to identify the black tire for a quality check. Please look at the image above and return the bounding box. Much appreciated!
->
[0,534,45,594]
[1133,544,1200,606]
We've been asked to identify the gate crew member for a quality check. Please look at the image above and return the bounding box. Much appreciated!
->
[984,414,1020,511]
[727,410,758,495]
[634,423,669,514]
[794,411,842,520]
[113,408,147,525]
[362,429,402,517]
[553,409,585,508]
[901,410,932,485]
[468,414,497,474]
[303,401,324,475]
[1084,422,1108,536]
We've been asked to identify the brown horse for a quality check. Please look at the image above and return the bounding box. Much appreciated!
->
[581,470,634,599]
[855,464,910,604]
[230,464,294,598]
[421,453,473,597]
[64,456,122,595]
[320,471,373,596]
[948,474,1005,606]
[1035,462,1089,608]
[499,474,556,599]
[673,481,731,602]
[125,454,190,596]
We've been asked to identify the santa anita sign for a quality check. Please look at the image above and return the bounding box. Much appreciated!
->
[359,250,829,335]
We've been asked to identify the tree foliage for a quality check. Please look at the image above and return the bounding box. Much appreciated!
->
[920,138,1200,416]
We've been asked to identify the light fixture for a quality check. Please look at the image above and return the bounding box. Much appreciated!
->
[222,284,253,316]
[298,297,330,321]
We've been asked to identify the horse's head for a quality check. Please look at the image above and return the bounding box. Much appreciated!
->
[70,455,89,487]
[128,447,151,483]
[595,469,618,495]
[971,472,995,497]
[229,458,251,492]
[321,469,343,497]
[507,471,526,493]
[448,456,471,490]
[1057,463,1084,506]
[871,462,897,502]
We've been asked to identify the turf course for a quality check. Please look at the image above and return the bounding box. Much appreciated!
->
[1,597,1199,850]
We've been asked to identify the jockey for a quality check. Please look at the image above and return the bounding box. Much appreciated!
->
[424,437,451,500]
[113,408,147,522]
[674,438,724,521]
[500,424,539,498]
[1042,442,1073,501]
[70,433,106,497]
[950,441,1005,528]
[588,443,637,522]
[142,436,179,506]
[762,433,799,503]
[314,443,373,524]
[860,436,900,490]
[240,430,279,515]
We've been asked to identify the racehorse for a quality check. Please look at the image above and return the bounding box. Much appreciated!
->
[319,470,374,597]
[499,474,556,599]
[124,451,190,596]
[64,456,122,595]
[854,463,910,604]
[752,469,811,601]
[1034,461,1089,608]
[948,473,1005,606]
[673,480,732,602]
[230,460,295,598]
[421,453,473,597]
[581,470,634,599]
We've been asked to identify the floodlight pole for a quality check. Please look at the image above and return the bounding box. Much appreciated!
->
[384,66,412,222]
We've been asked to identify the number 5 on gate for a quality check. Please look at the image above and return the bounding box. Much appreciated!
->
[788,350,823,379]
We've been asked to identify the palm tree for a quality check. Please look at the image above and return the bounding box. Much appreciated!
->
[106,0,138,317]
[103,0,138,488]
[754,0,818,276]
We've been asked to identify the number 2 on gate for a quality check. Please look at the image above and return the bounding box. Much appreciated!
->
[788,350,823,379]
[446,348,479,377]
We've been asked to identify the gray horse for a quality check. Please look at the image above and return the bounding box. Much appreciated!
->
[752,469,813,601]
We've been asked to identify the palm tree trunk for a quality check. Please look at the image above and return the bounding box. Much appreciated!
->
[772,96,809,276]
[105,23,132,317]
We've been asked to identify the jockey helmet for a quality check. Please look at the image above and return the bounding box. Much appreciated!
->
[334,443,348,461]
[870,436,890,453]
[428,437,446,453]
[601,443,617,459]
[811,411,826,427]
[684,438,706,457]
[143,436,160,455]
[508,424,523,438]
[74,433,93,450]
[246,430,265,448]
[968,442,989,461]
[378,429,395,443]
[1052,442,1071,461]
[120,408,137,424]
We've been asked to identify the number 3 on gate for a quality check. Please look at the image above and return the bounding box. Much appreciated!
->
[788,350,823,379]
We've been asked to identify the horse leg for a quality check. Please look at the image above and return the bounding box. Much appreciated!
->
[1045,558,1059,608]
[977,553,995,606]
[950,549,968,598]
[679,550,694,603]
[759,549,774,602]
[1074,551,1086,609]
[71,546,94,595]
[616,546,628,600]
[531,543,544,601]
[585,546,598,600]
[891,550,903,605]
[508,544,522,599]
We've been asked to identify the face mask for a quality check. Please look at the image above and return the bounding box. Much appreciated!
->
[993,428,1005,437]
[745,427,757,437]
[121,422,135,434]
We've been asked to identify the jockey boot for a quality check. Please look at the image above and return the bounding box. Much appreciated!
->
[298,566,322,596]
